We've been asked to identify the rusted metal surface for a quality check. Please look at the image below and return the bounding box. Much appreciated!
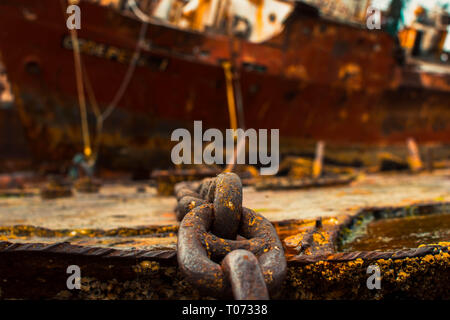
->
[0,167,448,299]
[285,201,450,263]
[0,1,448,171]
[0,240,176,261]
[0,224,178,239]
[401,67,450,92]
[73,177,102,193]
[40,179,74,199]
[222,250,269,300]
[0,109,31,173]
[289,244,450,265]
[0,202,447,264]
[0,60,13,104]
[282,202,450,300]
[254,175,356,191]
[176,173,286,299]
[151,167,219,196]
[0,240,183,299]
[0,59,31,172]
[0,172,37,189]
[285,246,449,300]
[0,201,448,299]
[210,173,242,239]
[0,169,448,231]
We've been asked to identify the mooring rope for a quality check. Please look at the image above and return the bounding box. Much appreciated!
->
[222,36,246,173]
[66,0,92,158]
[100,19,148,122]
[127,0,153,23]
[222,61,238,132]
[64,0,148,162]
[83,19,148,161]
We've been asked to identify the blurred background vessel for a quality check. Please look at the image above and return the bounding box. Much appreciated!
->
[0,0,449,175]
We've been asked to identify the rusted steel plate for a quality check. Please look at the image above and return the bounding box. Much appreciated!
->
[288,245,449,265]
[254,175,356,191]
[0,240,176,261]
[0,200,448,299]
[0,173,448,299]
[1,201,448,263]
[0,170,449,231]
[151,167,220,196]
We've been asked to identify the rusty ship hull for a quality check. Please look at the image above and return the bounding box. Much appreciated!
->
[0,0,449,171]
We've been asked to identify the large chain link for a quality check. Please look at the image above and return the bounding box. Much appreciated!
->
[175,172,287,299]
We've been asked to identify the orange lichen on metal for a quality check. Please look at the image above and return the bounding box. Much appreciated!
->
[286,247,450,299]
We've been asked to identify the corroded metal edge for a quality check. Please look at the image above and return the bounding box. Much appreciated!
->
[287,201,450,265]
[0,241,176,261]
[254,175,356,191]
[0,224,179,238]
[288,244,450,265]
[0,202,448,266]
[1,240,447,267]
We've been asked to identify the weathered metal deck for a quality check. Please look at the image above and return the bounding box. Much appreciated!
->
[1,170,448,229]
[0,170,449,299]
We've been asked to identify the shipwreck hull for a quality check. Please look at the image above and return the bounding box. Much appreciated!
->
[0,0,449,171]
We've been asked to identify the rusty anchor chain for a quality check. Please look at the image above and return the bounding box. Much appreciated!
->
[175,172,287,300]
